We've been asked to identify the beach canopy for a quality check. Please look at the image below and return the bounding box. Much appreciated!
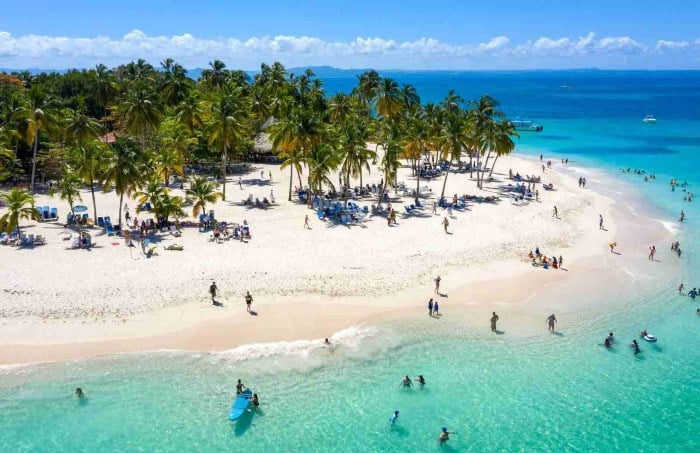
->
[73,205,88,213]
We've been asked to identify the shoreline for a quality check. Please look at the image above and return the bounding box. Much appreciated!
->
[0,153,677,366]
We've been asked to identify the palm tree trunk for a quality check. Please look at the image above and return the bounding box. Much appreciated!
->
[481,149,493,188]
[30,133,39,194]
[165,169,169,187]
[118,193,124,229]
[415,164,421,204]
[440,158,453,200]
[221,145,227,201]
[288,165,293,201]
[489,155,500,178]
[89,176,97,220]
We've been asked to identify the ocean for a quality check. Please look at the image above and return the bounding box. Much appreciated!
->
[1,71,699,452]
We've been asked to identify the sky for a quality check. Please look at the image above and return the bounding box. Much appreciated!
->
[1,0,699,70]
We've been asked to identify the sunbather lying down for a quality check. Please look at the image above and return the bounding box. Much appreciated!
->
[165,244,184,251]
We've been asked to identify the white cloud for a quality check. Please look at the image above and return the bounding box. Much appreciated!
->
[655,40,690,50]
[0,30,697,69]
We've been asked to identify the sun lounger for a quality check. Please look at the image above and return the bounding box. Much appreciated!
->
[49,207,58,220]
[104,216,112,225]
[97,217,105,227]
[34,235,45,245]
[106,225,115,236]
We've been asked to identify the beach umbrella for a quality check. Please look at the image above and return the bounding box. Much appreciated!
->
[73,205,88,213]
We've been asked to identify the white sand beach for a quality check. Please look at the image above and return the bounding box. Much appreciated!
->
[0,153,674,364]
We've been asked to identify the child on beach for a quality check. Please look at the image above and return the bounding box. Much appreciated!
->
[442,217,449,233]
[304,215,310,229]
[433,301,440,316]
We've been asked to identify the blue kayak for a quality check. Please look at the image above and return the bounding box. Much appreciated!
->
[229,390,252,420]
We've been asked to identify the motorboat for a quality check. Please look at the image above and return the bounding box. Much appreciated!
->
[510,119,543,132]
[642,115,657,123]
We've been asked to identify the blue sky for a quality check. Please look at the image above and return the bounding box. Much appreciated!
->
[1,0,699,69]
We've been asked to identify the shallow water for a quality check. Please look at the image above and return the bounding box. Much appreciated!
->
[2,71,699,452]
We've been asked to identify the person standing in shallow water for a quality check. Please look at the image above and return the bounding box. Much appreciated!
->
[490,312,499,332]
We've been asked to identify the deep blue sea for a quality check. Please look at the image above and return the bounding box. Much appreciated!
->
[1,71,699,452]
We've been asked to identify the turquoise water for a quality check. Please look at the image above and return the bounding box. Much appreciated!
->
[2,71,699,451]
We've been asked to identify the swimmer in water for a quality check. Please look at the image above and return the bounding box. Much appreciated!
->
[251,393,260,409]
[607,332,615,343]
[438,427,455,443]
[75,388,84,398]
[604,337,612,348]
[400,375,413,388]
[389,410,399,425]
[631,340,640,355]
[324,338,331,346]
[416,375,426,387]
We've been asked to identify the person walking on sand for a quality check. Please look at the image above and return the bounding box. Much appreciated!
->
[304,214,310,229]
[648,245,656,261]
[428,298,434,317]
[260,170,264,180]
[558,255,563,269]
[599,214,604,230]
[432,201,437,215]
[209,281,218,303]
[245,291,253,312]
[433,300,440,316]
[552,206,558,218]
[238,177,243,190]
[442,217,449,233]
[609,242,617,253]
[434,276,441,294]
[546,314,557,332]
[490,312,499,332]
[268,170,272,181]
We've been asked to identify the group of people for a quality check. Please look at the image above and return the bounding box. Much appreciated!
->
[602,332,643,355]
[392,375,454,443]
[678,283,698,300]
[236,379,260,409]
[208,282,254,312]
[577,177,587,188]
[528,247,563,270]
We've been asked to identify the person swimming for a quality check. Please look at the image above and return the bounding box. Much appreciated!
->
[631,340,640,354]
[389,410,399,425]
[641,330,648,337]
[438,427,455,443]
[416,375,426,387]
[604,337,612,347]
[400,375,413,388]
[75,388,84,398]
[607,332,615,343]
[251,393,259,409]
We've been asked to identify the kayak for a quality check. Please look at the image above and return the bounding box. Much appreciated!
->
[229,389,252,420]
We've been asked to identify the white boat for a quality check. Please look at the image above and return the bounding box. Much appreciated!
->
[642,115,657,123]
[510,119,543,132]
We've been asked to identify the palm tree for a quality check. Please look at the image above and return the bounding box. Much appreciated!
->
[154,146,185,187]
[437,92,466,199]
[307,144,341,194]
[132,178,168,213]
[355,70,380,107]
[269,106,323,201]
[157,193,186,222]
[0,188,41,235]
[22,88,60,193]
[277,147,305,201]
[376,140,402,207]
[65,112,104,145]
[89,64,118,120]
[102,138,145,228]
[175,93,204,134]
[50,169,84,239]
[338,119,375,188]
[373,78,403,119]
[487,119,519,178]
[402,107,430,203]
[467,94,503,185]
[116,89,162,150]
[200,60,229,90]
[160,59,192,107]
[206,89,247,201]
[186,176,223,217]
[69,141,108,220]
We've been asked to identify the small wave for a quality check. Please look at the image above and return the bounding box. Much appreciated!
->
[652,219,678,235]
[214,325,378,362]
[622,268,637,282]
